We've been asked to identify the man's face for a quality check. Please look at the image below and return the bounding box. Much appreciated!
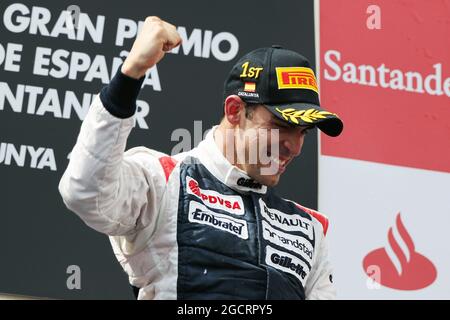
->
[233,105,309,187]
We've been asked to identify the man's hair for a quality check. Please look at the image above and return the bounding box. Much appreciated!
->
[220,103,261,122]
[244,103,259,119]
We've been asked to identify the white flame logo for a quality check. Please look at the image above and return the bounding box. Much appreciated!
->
[384,213,415,275]
[363,212,437,290]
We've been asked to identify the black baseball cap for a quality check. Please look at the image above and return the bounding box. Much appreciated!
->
[223,46,343,137]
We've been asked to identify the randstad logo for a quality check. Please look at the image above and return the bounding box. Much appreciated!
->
[363,212,437,290]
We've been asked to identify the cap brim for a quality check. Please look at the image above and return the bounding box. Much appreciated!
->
[264,102,343,137]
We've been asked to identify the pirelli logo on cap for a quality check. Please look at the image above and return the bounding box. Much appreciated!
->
[276,67,318,93]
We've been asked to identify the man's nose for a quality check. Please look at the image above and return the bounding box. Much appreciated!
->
[282,131,304,157]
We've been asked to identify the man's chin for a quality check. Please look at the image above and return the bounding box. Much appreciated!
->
[256,173,281,187]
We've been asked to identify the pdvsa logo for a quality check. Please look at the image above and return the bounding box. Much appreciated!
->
[363,213,437,290]
[187,176,244,215]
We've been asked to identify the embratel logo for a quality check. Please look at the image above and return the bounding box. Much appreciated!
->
[363,213,437,290]
[188,201,248,239]
[275,67,318,93]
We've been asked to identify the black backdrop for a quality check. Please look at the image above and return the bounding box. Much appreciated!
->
[0,0,317,299]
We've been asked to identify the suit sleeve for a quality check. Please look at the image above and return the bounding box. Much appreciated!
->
[305,225,336,300]
[58,69,167,236]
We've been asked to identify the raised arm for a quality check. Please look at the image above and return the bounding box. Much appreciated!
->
[58,17,181,236]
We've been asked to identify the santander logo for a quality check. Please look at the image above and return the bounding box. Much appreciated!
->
[363,212,437,290]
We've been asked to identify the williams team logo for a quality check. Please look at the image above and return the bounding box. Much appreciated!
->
[187,176,244,215]
[188,201,248,239]
[275,67,318,93]
[363,212,437,290]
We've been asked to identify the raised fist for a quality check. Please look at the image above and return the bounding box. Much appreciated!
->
[121,16,182,79]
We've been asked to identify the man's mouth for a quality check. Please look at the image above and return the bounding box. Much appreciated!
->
[270,155,290,173]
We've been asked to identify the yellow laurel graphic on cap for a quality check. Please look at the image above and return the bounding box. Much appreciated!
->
[275,107,335,124]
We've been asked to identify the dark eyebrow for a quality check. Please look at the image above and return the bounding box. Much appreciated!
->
[270,117,312,132]
[270,117,297,129]
[270,117,291,128]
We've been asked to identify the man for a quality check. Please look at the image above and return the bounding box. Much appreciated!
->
[59,16,343,299]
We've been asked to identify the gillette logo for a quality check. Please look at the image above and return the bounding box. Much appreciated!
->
[265,246,309,285]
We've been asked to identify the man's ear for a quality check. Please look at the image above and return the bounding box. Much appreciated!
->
[224,95,245,125]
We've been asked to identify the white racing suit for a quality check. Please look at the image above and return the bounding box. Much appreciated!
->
[58,70,336,300]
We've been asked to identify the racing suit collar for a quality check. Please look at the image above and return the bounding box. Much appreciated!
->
[196,126,267,194]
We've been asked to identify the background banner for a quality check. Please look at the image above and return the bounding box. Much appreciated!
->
[0,0,318,299]
[318,0,450,299]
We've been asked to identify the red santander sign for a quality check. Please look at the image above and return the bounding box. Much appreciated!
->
[320,0,450,173]
[363,213,437,290]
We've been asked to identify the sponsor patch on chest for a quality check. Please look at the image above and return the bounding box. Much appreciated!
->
[187,176,245,215]
[188,201,249,239]
[259,199,314,240]
[265,246,310,286]
[262,220,314,263]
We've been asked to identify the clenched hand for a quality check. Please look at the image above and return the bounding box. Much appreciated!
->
[121,16,182,79]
